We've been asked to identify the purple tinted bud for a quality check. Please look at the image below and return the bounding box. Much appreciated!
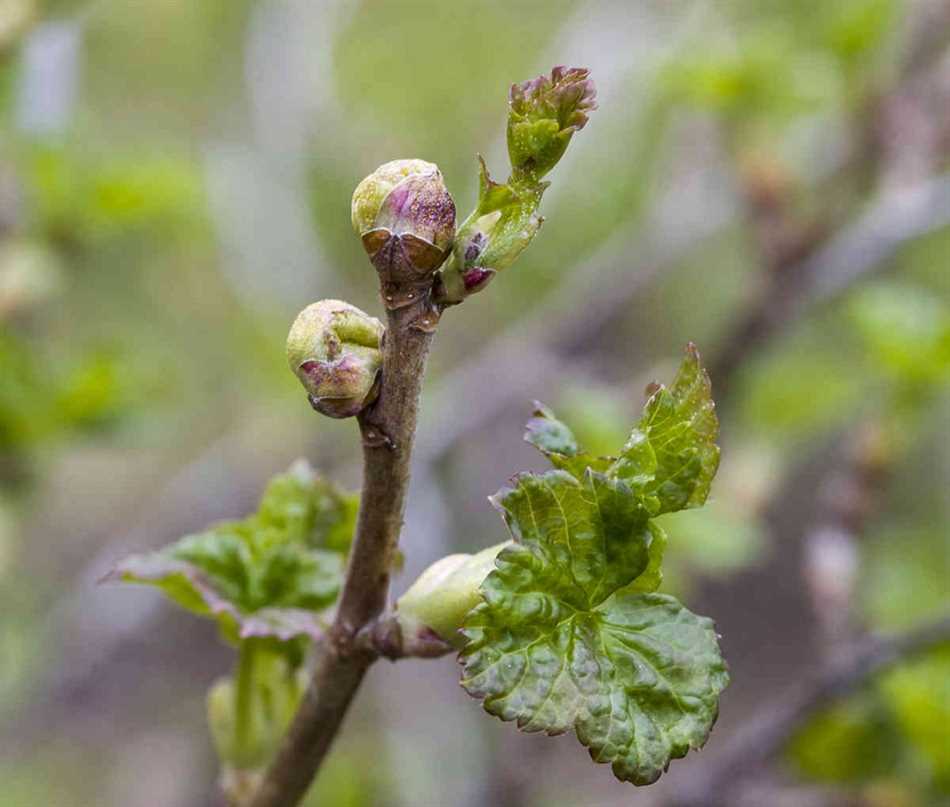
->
[462,267,495,293]
[286,300,384,419]
[351,159,456,286]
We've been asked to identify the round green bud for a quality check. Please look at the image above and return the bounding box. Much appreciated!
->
[351,159,456,285]
[286,299,384,419]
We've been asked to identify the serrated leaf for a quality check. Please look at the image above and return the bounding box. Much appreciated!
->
[611,344,719,514]
[107,461,353,647]
[624,521,667,595]
[489,470,653,607]
[524,346,719,517]
[462,470,727,785]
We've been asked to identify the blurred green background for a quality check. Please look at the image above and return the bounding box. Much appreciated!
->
[1,1,948,805]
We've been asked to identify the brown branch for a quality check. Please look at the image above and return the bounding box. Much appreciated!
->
[671,612,950,807]
[247,300,438,807]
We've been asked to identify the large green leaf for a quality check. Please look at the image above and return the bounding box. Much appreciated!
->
[106,460,355,646]
[460,470,727,785]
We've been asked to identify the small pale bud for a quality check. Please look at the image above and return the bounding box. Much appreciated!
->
[351,159,456,286]
[286,300,384,418]
[396,542,510,647]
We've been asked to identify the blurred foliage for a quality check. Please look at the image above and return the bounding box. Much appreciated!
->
[113,460,357,655]
[23,144,205,248]
[662,0,900,142]
[848,280,950,388]
[789,525,950,797]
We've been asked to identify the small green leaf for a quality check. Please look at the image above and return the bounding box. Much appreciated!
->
[254,459,359,553]
[611,344,719,514]
[525,401,580,456]
[524,401,614,478]
[107,461,354,647]
[461,470,727,785]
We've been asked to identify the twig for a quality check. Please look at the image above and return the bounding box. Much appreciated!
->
[671,613,950,807]
[248,300,437,807]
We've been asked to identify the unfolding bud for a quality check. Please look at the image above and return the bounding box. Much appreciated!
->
[286,300,384,418]
[396,542,510,647]
[206,651,305,772]
[351,159,456,288]
[207,676,240,765]
[507,65,597,179]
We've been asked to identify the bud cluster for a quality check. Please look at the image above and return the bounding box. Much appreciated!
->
[290,68,596,418]
[438,66,597,304]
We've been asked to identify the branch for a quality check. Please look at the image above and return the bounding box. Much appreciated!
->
[802,422,892,657]
[671,612,950,807]
[248,301,437,807]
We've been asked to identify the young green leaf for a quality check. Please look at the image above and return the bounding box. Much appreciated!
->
[105,460,356,647]
[461,345,726,786]
[460,470,726,785]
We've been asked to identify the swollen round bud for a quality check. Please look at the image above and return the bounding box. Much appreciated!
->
[286,300,384,419]
[351,159,456,288]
